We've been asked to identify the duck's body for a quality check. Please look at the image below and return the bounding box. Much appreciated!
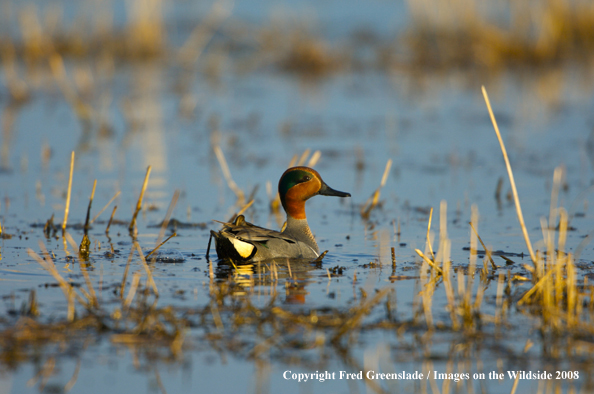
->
[210,166,350,262]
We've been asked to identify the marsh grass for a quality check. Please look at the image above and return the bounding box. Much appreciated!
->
[361,159,392,219]
[1,0,592,116]
[61,151,74,235]
[1,0,593,150]
[2,1,166,64]
[8,178,594,394]
[405,0,594,71]
[482,86,594,342]
[258,25,344,77]
[129,165,152,234]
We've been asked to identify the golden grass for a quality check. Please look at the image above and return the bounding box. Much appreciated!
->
[155,190,180,246]
[83,179,97,233]
[405,0,594,71]
[482,86,536,264]
[361,159,392,219]
[402,85,594,340]
[62,151,75,235]
[482,86,590,335]
[213,145,245,207]
[177,0,234,67]
[90,190,120,225]
[0,0,592,112]
[258,25,342,77]
[129,165,151,233]
[106,205,118,234]
[2,1,167,63]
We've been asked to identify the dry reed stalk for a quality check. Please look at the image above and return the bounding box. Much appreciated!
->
[437,200,450,270]
[297,149,311,166]
[27,356,56,391]
[129,166,152,232]
[126,0,166,56]
[64,232,98,306]
[549,167,564,231]
[124,272,141,308]
[312,251,327,263]
[443,257,460,330]
[457,265,465,303]
[210,300,224,332]
[64,357,81,392]
[213,145,245,206]
[307,150,321,167]
[29,240,93,319]
[415,249,443,275]
[91,191,121,224]
[361,159,392,218]
[469,222,497,270]
[331,287,391,341]
[49,55,92,122]
[540,217,554,307]
[566,253,577,326]
[153,367,168,394]
[78,259,98,307]
[83,179,97,232]
[155,190,180,246]
[495,271,505,325]
[473,279,485,311]
[272,261,279,282]
[120,248,135,299]
[287,154,298,168]
[462,205,486,321]
[1,43,29,102]
[146,233,177,260]
[549,170,565,304]
[229,199,254,223]
[482,86,536,264]
[267,181,281,213]
[467,205,479,308]
[134,242,159,297]
[207,262,216,299]
[106,205,118,233]
[556,209,569,307]
[510,368,521,394]
[170,330,185,357]
[425,207,435,259]
[391,247,396,270]
[495,177,503,201]
[177,0,234,65]
[517,267,557,306]
[27,248,77,318]
[420,271,434,330]
[62,151,75,235]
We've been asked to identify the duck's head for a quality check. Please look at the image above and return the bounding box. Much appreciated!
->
[278,166,350,220]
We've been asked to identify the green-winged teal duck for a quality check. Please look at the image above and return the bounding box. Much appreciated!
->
[209,166,350,262]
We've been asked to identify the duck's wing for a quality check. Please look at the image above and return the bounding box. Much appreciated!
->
[219,215,297,244]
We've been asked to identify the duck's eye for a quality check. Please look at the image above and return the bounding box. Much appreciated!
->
[301,175,311,183]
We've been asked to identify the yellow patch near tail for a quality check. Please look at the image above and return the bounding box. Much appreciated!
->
[229,238,255,258]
